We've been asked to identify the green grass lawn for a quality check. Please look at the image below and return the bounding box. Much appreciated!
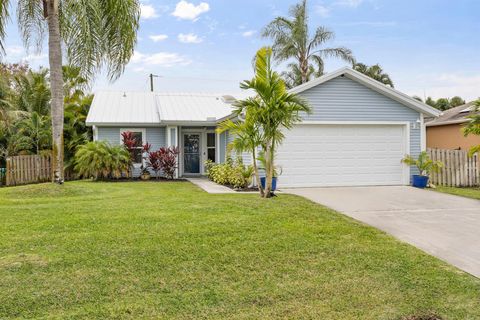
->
[1,181,480,319]
[433,186,480,200]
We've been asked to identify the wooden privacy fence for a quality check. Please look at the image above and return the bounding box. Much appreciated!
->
[428,148,480,187]
[5,154,52,186]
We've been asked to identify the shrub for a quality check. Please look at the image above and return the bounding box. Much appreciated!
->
[74,141,130,180]
[145,146,180,180]
[401,151,443,177]
[146,151,162,178]
[158,147,180,180]
[205,157,254,189]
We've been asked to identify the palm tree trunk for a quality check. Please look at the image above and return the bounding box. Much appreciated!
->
[300,56,309,84]
[252,147,264,197]
[264,143,272,198]
[46,0,64,184]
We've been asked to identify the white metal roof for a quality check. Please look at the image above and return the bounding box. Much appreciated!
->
[156,93,235,124]
[86,91,159,126]
[86,91,241,126]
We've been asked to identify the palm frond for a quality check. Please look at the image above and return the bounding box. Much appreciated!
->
[16,0,46,53]
[0,0,10,54]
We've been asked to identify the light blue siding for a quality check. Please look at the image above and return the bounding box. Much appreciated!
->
[97,127,166,149]
[96,127,167,176]
[298,76,421,175]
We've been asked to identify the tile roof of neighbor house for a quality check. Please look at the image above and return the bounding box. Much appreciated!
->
[426,101,478,127]
[86,91,242,126]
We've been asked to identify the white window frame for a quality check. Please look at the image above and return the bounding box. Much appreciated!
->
[206,131,217,164]
[120,128,146,168]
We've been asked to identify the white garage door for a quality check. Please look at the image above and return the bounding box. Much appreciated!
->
[276,124,408,188]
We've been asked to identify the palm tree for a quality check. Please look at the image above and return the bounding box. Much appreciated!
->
[0,0,140,184]
[13,69,51,115]
[236,47,311,198]
[352,63,394,87]
[16,111,51,154]
[262,0,354,86]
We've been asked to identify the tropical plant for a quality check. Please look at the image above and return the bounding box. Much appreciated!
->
[74,141,130,180]
[218,110,264,195]
[262,0,354,87]
[0,0,141,183]
[235,47,311,198]
[257,150,282,177]
[16,111,51,154]
[401,152,443,177]
[12,68,51,115]
[422,96,466,111]
[146,151,162,178]
[205,158,254,189]
[353,63,394,87]
[64,94,93,172]
[463,100,480,156]
[157,147,180,180]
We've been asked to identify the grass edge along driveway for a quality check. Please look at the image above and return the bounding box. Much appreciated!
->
[433,186,480,200]
[1,181,479,319]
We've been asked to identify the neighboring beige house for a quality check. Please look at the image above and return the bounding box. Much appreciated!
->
[426,102,480,150]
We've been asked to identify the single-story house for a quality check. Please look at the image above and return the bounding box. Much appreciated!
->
[426,102,480,150]
[86,67,440,188]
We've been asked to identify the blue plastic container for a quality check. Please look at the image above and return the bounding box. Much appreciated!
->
[260,177,277,191]
[412,175,429,188]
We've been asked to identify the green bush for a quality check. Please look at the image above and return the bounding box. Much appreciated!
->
[205,158,253,189]
[74,141,131,180]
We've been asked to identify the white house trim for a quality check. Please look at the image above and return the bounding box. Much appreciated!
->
[289,67,441,118]
[93,125,98,141]
[119,128,146,168]
[420,114,427,151]
[300,120,411,126]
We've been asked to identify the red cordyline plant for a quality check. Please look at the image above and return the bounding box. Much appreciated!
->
[121,131,138,153]
[121,131,138,177]
[158,147,180,180]
[147,151,162,178]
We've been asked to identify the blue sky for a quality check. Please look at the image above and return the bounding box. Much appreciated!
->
[1,0,479,100]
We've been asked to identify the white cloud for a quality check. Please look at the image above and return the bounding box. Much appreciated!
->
[315,5,330,17]
[24,53,48,62]
[430,74,480,101]
[140,4,158,19]
[404,73,480,102]
[131,50,191,67]
[242,30,256,37]
[334,0,364,7]
[149,34,169,42]
[5,46,24,56]
[172,1,210,20]
[178,33,203,44]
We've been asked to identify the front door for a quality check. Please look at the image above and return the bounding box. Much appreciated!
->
[183,133,201,174]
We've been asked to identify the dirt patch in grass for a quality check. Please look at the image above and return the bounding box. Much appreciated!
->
[0,253,49,269]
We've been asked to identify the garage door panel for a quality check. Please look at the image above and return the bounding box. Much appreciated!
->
[277,124,407,187]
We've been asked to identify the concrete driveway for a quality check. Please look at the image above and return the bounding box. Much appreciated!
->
[286,186,480,277]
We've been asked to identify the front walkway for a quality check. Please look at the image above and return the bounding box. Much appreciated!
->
[186,177,236,194]
[286,186,480,278]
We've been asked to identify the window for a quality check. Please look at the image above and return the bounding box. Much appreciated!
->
[120,129,145,165]
[207,133,216,162]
